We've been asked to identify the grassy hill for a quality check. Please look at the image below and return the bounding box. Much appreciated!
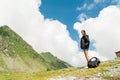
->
[0,25,71,72]
[48,58,120,80]
[0,58,119,80]
[40,52,72,70]
[1,25,119,80]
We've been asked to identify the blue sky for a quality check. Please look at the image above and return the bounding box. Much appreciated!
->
[40,0,118,49]
[0,0,120,66]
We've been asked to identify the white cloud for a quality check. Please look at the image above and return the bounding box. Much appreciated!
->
[76,2,95,11]
[112,0,120,5]
[0,0,89,67]
[94,0,105,4]
[0,0,119,67]
[76,3,95,11]
[94,0,101,3]
[76,3,87,11]
[77,13,88,22]
[77,0,106,11]
[87,0,105,10]
[87,4,95,10]
[74,6,120,61]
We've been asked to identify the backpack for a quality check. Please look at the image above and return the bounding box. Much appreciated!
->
[81,35,90,49]
[87,57,101,68]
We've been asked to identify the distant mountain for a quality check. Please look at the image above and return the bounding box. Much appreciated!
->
[40,52,72,70]
[0,25,72,72]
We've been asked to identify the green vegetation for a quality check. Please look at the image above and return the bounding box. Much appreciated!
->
[0,58,119,80]
[40,52,72,70]
[0,25,71,72]
[0,25,120,80]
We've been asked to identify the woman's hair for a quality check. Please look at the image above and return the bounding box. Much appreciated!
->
[81,30,86,35]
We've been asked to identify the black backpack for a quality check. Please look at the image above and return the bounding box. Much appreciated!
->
[87,57,101,68]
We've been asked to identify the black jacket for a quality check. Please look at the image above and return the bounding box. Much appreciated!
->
[80,35,90,49]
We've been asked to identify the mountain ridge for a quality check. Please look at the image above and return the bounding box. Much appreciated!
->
[40,52,72,70]
[0,25,71,72]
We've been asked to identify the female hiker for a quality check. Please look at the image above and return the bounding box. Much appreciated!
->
[80,30,90,62]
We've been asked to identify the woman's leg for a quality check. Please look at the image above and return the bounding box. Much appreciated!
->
[84,50,90,62]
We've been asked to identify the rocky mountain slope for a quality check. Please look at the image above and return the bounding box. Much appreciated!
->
[0,25,71,72]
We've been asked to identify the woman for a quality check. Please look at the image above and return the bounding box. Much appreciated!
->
[81,30,90,62]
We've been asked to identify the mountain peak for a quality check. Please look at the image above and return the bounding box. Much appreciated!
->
[0,25,71,72]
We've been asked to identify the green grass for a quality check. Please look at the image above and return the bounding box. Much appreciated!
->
[0,25,71,72]
[102,73,120,80]
[0,26,120,80]
[0,58,119,80]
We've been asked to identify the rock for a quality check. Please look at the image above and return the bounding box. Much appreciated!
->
[0,35,2,41]
[48,76,77,80]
